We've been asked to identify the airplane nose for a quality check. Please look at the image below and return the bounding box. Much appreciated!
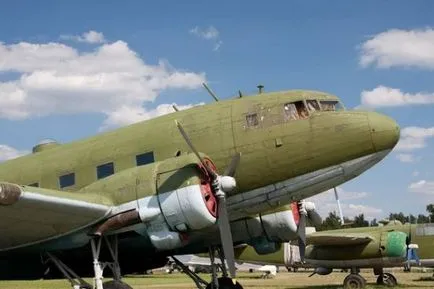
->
[368,112,400,152]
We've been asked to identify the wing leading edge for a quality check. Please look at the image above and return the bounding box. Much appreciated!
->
[0,183,112,251]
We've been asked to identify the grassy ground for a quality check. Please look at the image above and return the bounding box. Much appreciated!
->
[0,270,432,289]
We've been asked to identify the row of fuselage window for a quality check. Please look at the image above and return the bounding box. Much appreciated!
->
[27,151,155,189]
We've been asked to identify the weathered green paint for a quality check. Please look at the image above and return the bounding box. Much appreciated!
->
[235,244,286,265]
[77,153,204,205]
[0,90,398,206]
[306,230,383,260]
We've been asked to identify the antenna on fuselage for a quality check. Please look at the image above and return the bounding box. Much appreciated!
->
[238,90,243,98]
[172,104,179,112]
[333,187,345,225]
[202,83,219,102]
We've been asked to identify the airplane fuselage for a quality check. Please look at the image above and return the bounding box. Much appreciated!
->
[0,90,398,203]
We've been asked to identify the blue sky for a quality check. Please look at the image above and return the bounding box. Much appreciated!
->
[0,0,434,220]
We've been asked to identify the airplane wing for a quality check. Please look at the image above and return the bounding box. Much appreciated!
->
[308,233,374,246]
[0,183,112,251]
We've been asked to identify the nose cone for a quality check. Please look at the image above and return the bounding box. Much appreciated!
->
[368,112,400,152]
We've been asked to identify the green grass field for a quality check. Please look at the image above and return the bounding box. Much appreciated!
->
[0,270,432,289]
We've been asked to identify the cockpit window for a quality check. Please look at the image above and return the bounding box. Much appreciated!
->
[320,100,344,111]
[284,101,308,121]
[246,113,259,127]
[306,100,320,112]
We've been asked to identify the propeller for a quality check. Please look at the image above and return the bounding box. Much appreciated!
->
[175,120,241,281]
[296,203,307,262]
[295,200,322,262]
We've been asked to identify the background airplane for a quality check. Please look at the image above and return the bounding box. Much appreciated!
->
[0,86,400,289]
[234,220,434,289]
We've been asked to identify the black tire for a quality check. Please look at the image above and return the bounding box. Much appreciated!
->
[376,273,397,287]
[103,280,133,289]
[343,274,366,289]
[384,273,398,287]
[205,277,244,289]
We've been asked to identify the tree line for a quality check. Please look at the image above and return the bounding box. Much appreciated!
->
[314,204,434,231]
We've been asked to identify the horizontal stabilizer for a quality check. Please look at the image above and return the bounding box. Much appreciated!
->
[308,233,374,246]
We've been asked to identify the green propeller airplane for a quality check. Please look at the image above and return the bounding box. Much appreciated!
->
[0,85,400,289]
[234,221,434,289]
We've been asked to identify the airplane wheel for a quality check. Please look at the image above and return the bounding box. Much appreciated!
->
[376,273,397,287]
[343,274,366,289]
[205,277,244,289]
[103,280,133,289]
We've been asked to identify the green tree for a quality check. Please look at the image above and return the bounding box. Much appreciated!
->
[427,204,434,222]
[318,211,341,231]
[370,218,378,227]
[352,214,369,228]
[389,212,406,223]
[408,214,417,224]
[417,214,430,224]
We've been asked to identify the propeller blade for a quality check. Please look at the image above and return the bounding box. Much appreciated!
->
[297,212,306,262]
[303,201,322,226]
[216,194,237,279]
[307,210,322,227]
[223,152,241,177]
[175,120,217,179]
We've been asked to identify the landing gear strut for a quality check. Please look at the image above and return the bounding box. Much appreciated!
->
[343,268,366,289]
[171,246,243,289]
[46,236,132,289]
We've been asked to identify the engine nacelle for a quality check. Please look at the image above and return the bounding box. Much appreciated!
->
[136,155,219,251]
[249,236,282,255]
[86,153,219,252]
[231,209,298,249]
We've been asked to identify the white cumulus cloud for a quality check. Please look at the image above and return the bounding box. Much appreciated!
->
[347,204,383,218]
[395,127,434,152]
[60,30,106,44]
[409,180,434,195]
[100,102,204,131]
[0,145,29,162]
[189,26,222,51]
[360,28,434,69]
[190,26,219,40]
[306,187,381,219]
[0,33,206,129]
[360,86,434,108]
[396,153,416,163]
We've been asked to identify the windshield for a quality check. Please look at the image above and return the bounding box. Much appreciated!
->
[319,100,344,111]
[306,100,320,112]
